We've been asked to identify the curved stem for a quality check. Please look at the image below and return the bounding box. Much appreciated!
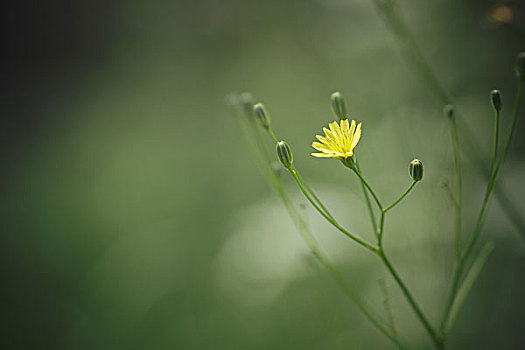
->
[356,161,379,235]
[489,109,500,178]
[379,249,444,350]
[492,80,524,182]
[384,181,417,213]
[234,104,408,349]
[296,172,336,221]
[351,167,383,211]
[289,167,379,253]
[440,79,524,335]
[443,242,494,335]
[314,250,407,349]
[373,0,525,242]
[267,128,278,144]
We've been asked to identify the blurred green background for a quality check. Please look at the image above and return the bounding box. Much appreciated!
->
[2,0,525,349]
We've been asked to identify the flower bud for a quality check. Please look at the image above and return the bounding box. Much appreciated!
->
[276,141,293,168]
[443,104,454,120]
[331,91,347,120]
[516,52,525,81]
[490,89,502,112]
[409,158,423,182]
[253,102,271,129]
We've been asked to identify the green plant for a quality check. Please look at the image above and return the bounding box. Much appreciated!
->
[228,4,525,347]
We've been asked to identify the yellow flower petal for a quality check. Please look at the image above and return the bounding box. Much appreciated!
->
[350,122,362,149]
[311,152,337,158]
[312,142,333,152]
[311,119,362,160]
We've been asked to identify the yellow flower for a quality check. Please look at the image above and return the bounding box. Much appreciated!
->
[311,119,362,159]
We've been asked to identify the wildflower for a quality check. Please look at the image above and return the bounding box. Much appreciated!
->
[311,119,362,160]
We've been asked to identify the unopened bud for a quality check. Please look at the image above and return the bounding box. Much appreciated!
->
[443,104,454,119]
[276,141,293,168]
[516,52,525,81]
[490,89,502,112]
[253,102,271,129]
[409,159,423,182]
[331,91,347,120]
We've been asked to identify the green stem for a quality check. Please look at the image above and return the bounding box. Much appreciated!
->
[489,110,500,178]
[232,98,408,349]
[265,126,336,221]
[443,242,494,335]
[440,79,524,335]
[314,250,407,349]
[296,172,336,221]
[356,160,379,235]
[289,167,379,253]
[492,80,524,183]
[384,181,416,213]
[267,128,278,144]
[379,249,444,350]
[350,160,441,348]
[374,0,525,241]
[448,115,462,263]
[351,167,383,211]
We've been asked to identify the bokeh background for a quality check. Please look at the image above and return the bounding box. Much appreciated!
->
[2,0,525,349]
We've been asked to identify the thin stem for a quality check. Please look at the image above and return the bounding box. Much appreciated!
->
[232,99,409,349]
[351,167,383,211]
[440,79,524,335]
[384,181,416,213]
[374,0,525,240]
[370,175,442,348]
[492,80,524,183]
[314,250,407,349]
[379,277,398,338]
[289,167,379,253]
[443,242,494,335]
[275,167,405,348]
[264,126,336,221]
[267,128,278,144]
[379,249,444,350]
[448,115,462,263]
[378,211,386,244]
[356,160,379,235]
[296,172,336,221]
[489,109,500,178]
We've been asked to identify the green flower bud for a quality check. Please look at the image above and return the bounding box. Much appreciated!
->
[490,89,502,112]
[253,102,271,129]
[516,52,525,81]
[331,91,347,120]
[409,159,423,182]
[443,104,454,119]
[276,141,293,168]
